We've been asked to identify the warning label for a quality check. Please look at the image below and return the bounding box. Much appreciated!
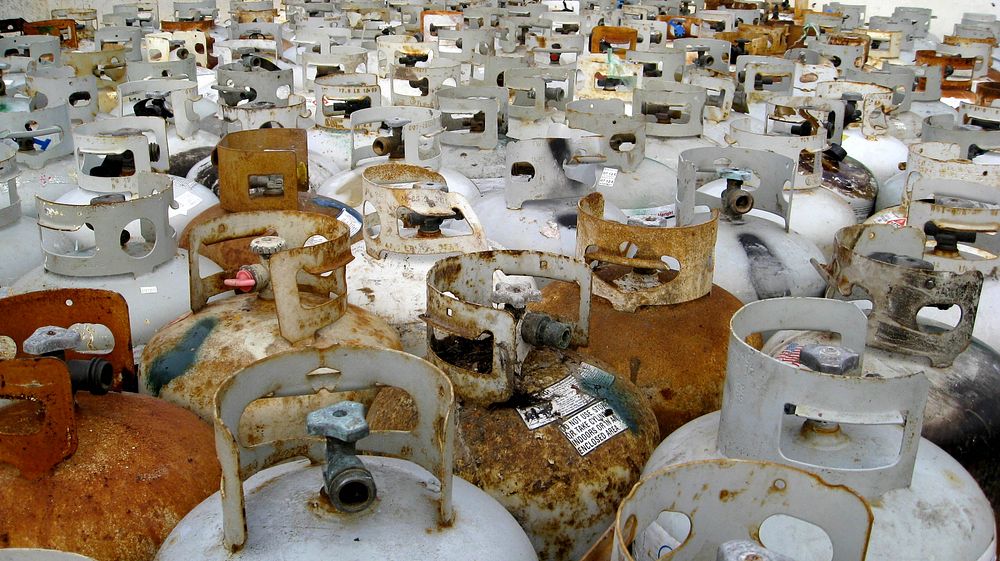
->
[516,374,595,430]
[559,400,628,456]
[598,167,619,188]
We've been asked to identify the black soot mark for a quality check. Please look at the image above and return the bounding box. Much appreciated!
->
[737,233,791,300]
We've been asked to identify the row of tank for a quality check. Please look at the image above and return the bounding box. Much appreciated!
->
[0,0,997,560]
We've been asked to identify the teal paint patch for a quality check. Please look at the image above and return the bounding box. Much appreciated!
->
[144,316,218,396]
[574,362,641,432]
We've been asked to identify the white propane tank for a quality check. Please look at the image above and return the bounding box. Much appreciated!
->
[764,223,1000,515]
[0,139,43,289]
[613,459,873,561]
[684,146,826,303]
[641,297,997,561]
[817,81,909,188]
[57,117,218,240]
[317,106,479,208]
[877,106,1000,211]
[9,172,223,349]
[0,104,78,218]
[347,163,491,356]
[721,114,857,257]
[867,142,1000,356]
[152,346,539,561]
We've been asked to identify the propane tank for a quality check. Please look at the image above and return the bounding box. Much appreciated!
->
[841,66,951,141]
[817,81,909,189]
[529,188,743,436]
[687,146,826,302]
[613,459,873,561]
[152,346,538,561]
[436,84,511,180]
[178,128,363,269]
[347,163,491,356]
[765,223,1000,517]
[866,142,1000,356]
[0,140,43,288]
[368,250,659,561]
[720,114,858,256]
[9,172,221,350]
[0,104,77,218]
[317,106,479,208]
[641,297,997,561]
[633,79,720,172]
[140,210,401,443]
[56,117,218,237]
[877,105,1000,211]
[0,288,220,561]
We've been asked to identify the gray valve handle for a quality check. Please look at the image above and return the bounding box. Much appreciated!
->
[492,279,542,308]
[23,326,82,356]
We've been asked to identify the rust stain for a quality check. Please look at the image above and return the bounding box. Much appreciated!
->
[0,391,219,561]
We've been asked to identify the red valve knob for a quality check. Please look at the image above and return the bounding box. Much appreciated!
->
[224,269,256,292]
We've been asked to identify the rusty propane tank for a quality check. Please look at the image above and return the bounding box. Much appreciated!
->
[531,190,743,437]
[0,288,219,561]
[368,250,659,561]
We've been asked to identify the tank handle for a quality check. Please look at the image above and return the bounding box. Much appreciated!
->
[0,104,74,170]
[213,128,309,213]
[213,345,455,551]
[820,224,983,367]
[0,289,135,389]
[681,146,796,229]
[188,210,352,343]
[424,250,592,405]
[361,162,489,258]
[0,358,78,478]
[72,116,170,194]
[922,113,1000,158]
[36,176,179,278]
[349,106,443,170]
[612,459,872,561]
[576,192,719,313]
[717,297,929,500]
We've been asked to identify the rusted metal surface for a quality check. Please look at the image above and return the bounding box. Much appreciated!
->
[976,81,1000,106]
[23,19,78,49]
[188,211,352,343]
[0,359,77,479]
[50,9,97,40]
[0,289,135,388]
[160,20,218,68]
[216,128,309,211]
[361,163,488,257]
[370,344,659,561]
[577,193,719,311]
[819,224,983,367]
[313,73,380,130]
[532,252,743,436]
[213,346,454,549]
[613,459,873,561]
[423,250,591,405]
[816,80,893,137]
[915,50,977,91]
[0,389,219,561]
[589,26,637,54]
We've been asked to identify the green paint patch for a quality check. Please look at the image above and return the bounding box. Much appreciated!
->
[144,316,218,395]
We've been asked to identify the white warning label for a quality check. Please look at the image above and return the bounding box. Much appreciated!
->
[171,191,203,216]
[598,167,619,188]
[516,374,595,430]
[559,400,627,456]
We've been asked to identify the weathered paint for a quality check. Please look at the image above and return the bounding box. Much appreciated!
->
[144,316,218,396]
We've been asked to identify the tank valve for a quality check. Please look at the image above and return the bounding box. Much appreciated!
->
[224,236,286,293]
[307,401,378,514]
[22,326,113,394]
[924,222,976,256]
[718,167,755,220]
[372,117,410,159]
[521,312,572,349]
[799,344,860,375]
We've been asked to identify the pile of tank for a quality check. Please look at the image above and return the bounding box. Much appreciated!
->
[0,1,997,560]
